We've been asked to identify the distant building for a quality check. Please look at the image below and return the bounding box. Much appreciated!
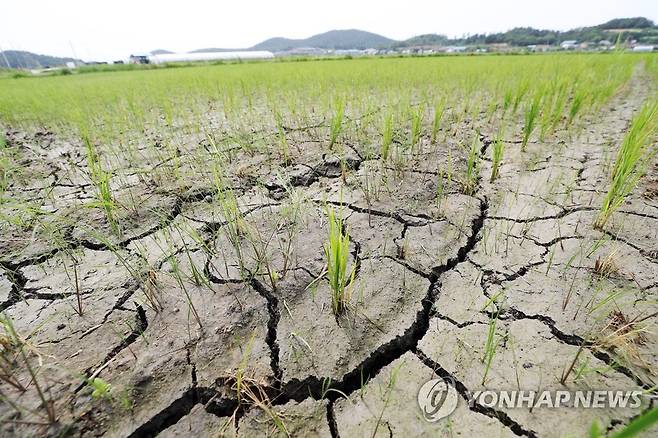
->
[633,45,655,52]
[560,40,578,50]
[277,47,327,56]
[527,44,551,52]
[333,49,367,56]
[148,51,274,64]
[129,54,150,64]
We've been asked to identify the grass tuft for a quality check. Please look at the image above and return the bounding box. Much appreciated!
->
[595,100,658,229]
[324,206,355,315]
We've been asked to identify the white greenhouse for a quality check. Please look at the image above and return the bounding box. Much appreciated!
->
[148,51,274,64]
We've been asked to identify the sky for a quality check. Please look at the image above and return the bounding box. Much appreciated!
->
[2,0,658,61]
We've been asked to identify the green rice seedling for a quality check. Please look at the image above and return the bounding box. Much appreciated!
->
[273,110,290,163]
[355,102,377,151]
[245,224,280,290]
[540,82,567,139]
[329,96,345,149]
[469,96,482,123]
[549,83,569,132]
[435,164,447,214]
[172,227,209,288]
[489,134,504,182]
[359,162,379,226]
[481,290,504,385]
[567,87,587,127]
[502,88,513,114]
[372,363,402,437]
[324,206,355,315]
[83,135,119,234]
[570,353,618,384]
[234,333,255,404]
[62,251,84,316]
[521,92,541,151]
[462,134,480,195]
[512,80,529,114]
[0,138,10,196]
[431,99,445,144]
[212,164,251,276]
[485,96,498,122]
[87,377,114,402]
[390,142,409,178]
[381,112,393,161]
[594,100,658,229]
[167,254,203,329]
[410,105,423,148]
[276,185,305,276]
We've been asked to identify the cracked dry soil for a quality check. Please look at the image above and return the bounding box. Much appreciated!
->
[1,69,657,438]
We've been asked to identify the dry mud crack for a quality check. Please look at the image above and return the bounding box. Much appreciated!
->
[1,65,658,437]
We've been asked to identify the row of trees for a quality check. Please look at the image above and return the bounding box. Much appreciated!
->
[395,17,658,48]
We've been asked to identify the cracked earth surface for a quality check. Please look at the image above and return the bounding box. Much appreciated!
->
[1,68,657,438]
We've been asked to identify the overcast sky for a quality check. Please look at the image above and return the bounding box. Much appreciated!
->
[2,0,658,61]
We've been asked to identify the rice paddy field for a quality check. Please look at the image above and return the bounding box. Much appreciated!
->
[0,53,658,437]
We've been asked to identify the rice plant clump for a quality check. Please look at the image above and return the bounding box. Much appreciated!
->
[594,100,658,229]
[462,134,480,195]
[410,105,423,148]
[324,206,355,315]
[84,135,119,234]
[521,92,541,151]
[431,99,445,144]
[381,113,393,161]
[0,133,10,196]
[329,97,345,149]
[490,135,504,182]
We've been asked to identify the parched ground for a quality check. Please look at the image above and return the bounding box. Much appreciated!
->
[1,68,657,437]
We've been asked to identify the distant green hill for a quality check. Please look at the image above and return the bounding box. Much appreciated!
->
[251,29,396,51]
[395,17,658,48]
[0,51,80,69]
[598,17,655,29]
[451,17,658,47]
[193,29,395,53]
[393,34,449,48]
